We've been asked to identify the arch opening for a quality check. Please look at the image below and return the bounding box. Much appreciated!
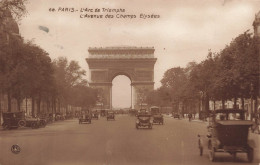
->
[112,75,132,109]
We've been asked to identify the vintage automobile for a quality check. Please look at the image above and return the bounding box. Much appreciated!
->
[38,114,49,127]
[100,110,106,117]
[79,110,92,124]
[55,113,65,121]
[137,109,149,116]
[92,111,99,120]
[172,112,180,119]
[2,112,25,130]
[107,111,115,121]
[150,106,164,124]
[2,112,40,130]
[198,109,254,162]
[25,116,41,129]
[136,113,153,129]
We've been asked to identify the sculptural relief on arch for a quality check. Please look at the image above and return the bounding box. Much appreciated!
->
[86,47,157,110]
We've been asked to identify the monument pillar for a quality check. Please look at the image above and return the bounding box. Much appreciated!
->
[131,82,154,110]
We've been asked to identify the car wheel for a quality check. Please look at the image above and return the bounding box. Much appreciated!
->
[18,120,26,127]
[39,121,46,128]
[3,123,10,130]
[31,122,37,129]
[247,147,254,163]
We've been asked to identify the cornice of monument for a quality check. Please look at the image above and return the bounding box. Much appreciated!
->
[87,46,156,59]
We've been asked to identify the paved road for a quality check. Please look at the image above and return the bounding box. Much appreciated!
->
[0,115,259,165]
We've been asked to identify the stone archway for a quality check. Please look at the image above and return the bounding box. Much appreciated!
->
[86,47,157,110]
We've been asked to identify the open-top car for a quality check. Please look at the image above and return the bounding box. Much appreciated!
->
[150,106,164,125]
[79,110,92,124]
[198,109,254,162]
[136,113,153,129]
[107,111,115,121]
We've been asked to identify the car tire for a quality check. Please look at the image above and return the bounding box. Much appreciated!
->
[18,120,26,127]
[31,122,38,129]
[39,121,46,128]
[3,123,10,130]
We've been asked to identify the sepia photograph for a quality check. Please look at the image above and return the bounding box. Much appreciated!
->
[0,0,259,164]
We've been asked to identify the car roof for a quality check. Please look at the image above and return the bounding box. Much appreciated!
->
[150,106,159,109]
[213,109,246,113]
[216,120,253,126]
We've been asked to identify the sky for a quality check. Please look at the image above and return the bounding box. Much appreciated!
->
[18,0,260,108]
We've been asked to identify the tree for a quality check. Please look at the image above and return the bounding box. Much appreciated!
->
[70,84,98,108]
[0,0,27,21]
[190,51,217,112]
[52,57,95,112]
[0,0,27,113]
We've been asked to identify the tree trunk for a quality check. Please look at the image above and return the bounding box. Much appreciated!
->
[213,100,215,111]
[37,98,41,115]
[254,96,258,115]
[53,99,56,114]
[51,99,54,114]
[47,99,50,113]
[205,94,209,112]
[32,97,35,117]
[241,97,244,110]
[17,98,21,111]
[7,92,11,112]
[58,99,61,112]
[26,98,28,114]
[233,97,237,108]
[222,99,225,109]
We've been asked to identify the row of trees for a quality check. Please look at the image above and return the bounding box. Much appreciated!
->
[147,31,259,115]
[0,0,98,115]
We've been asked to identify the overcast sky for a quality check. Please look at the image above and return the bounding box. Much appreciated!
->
[19,0,260,108]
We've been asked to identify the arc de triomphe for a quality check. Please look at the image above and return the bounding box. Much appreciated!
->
[86,47,157,109]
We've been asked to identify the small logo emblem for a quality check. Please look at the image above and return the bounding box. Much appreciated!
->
[11,144,21,154]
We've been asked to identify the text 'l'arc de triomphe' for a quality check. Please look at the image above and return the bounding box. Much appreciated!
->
[86,47,157,110]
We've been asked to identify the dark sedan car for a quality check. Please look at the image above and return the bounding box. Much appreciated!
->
[79,114,91,124]
[107,111,115,121]
[198,109,254,162]
[150,106,164,125]
[136,114,153,129]
[173,113,180,119]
